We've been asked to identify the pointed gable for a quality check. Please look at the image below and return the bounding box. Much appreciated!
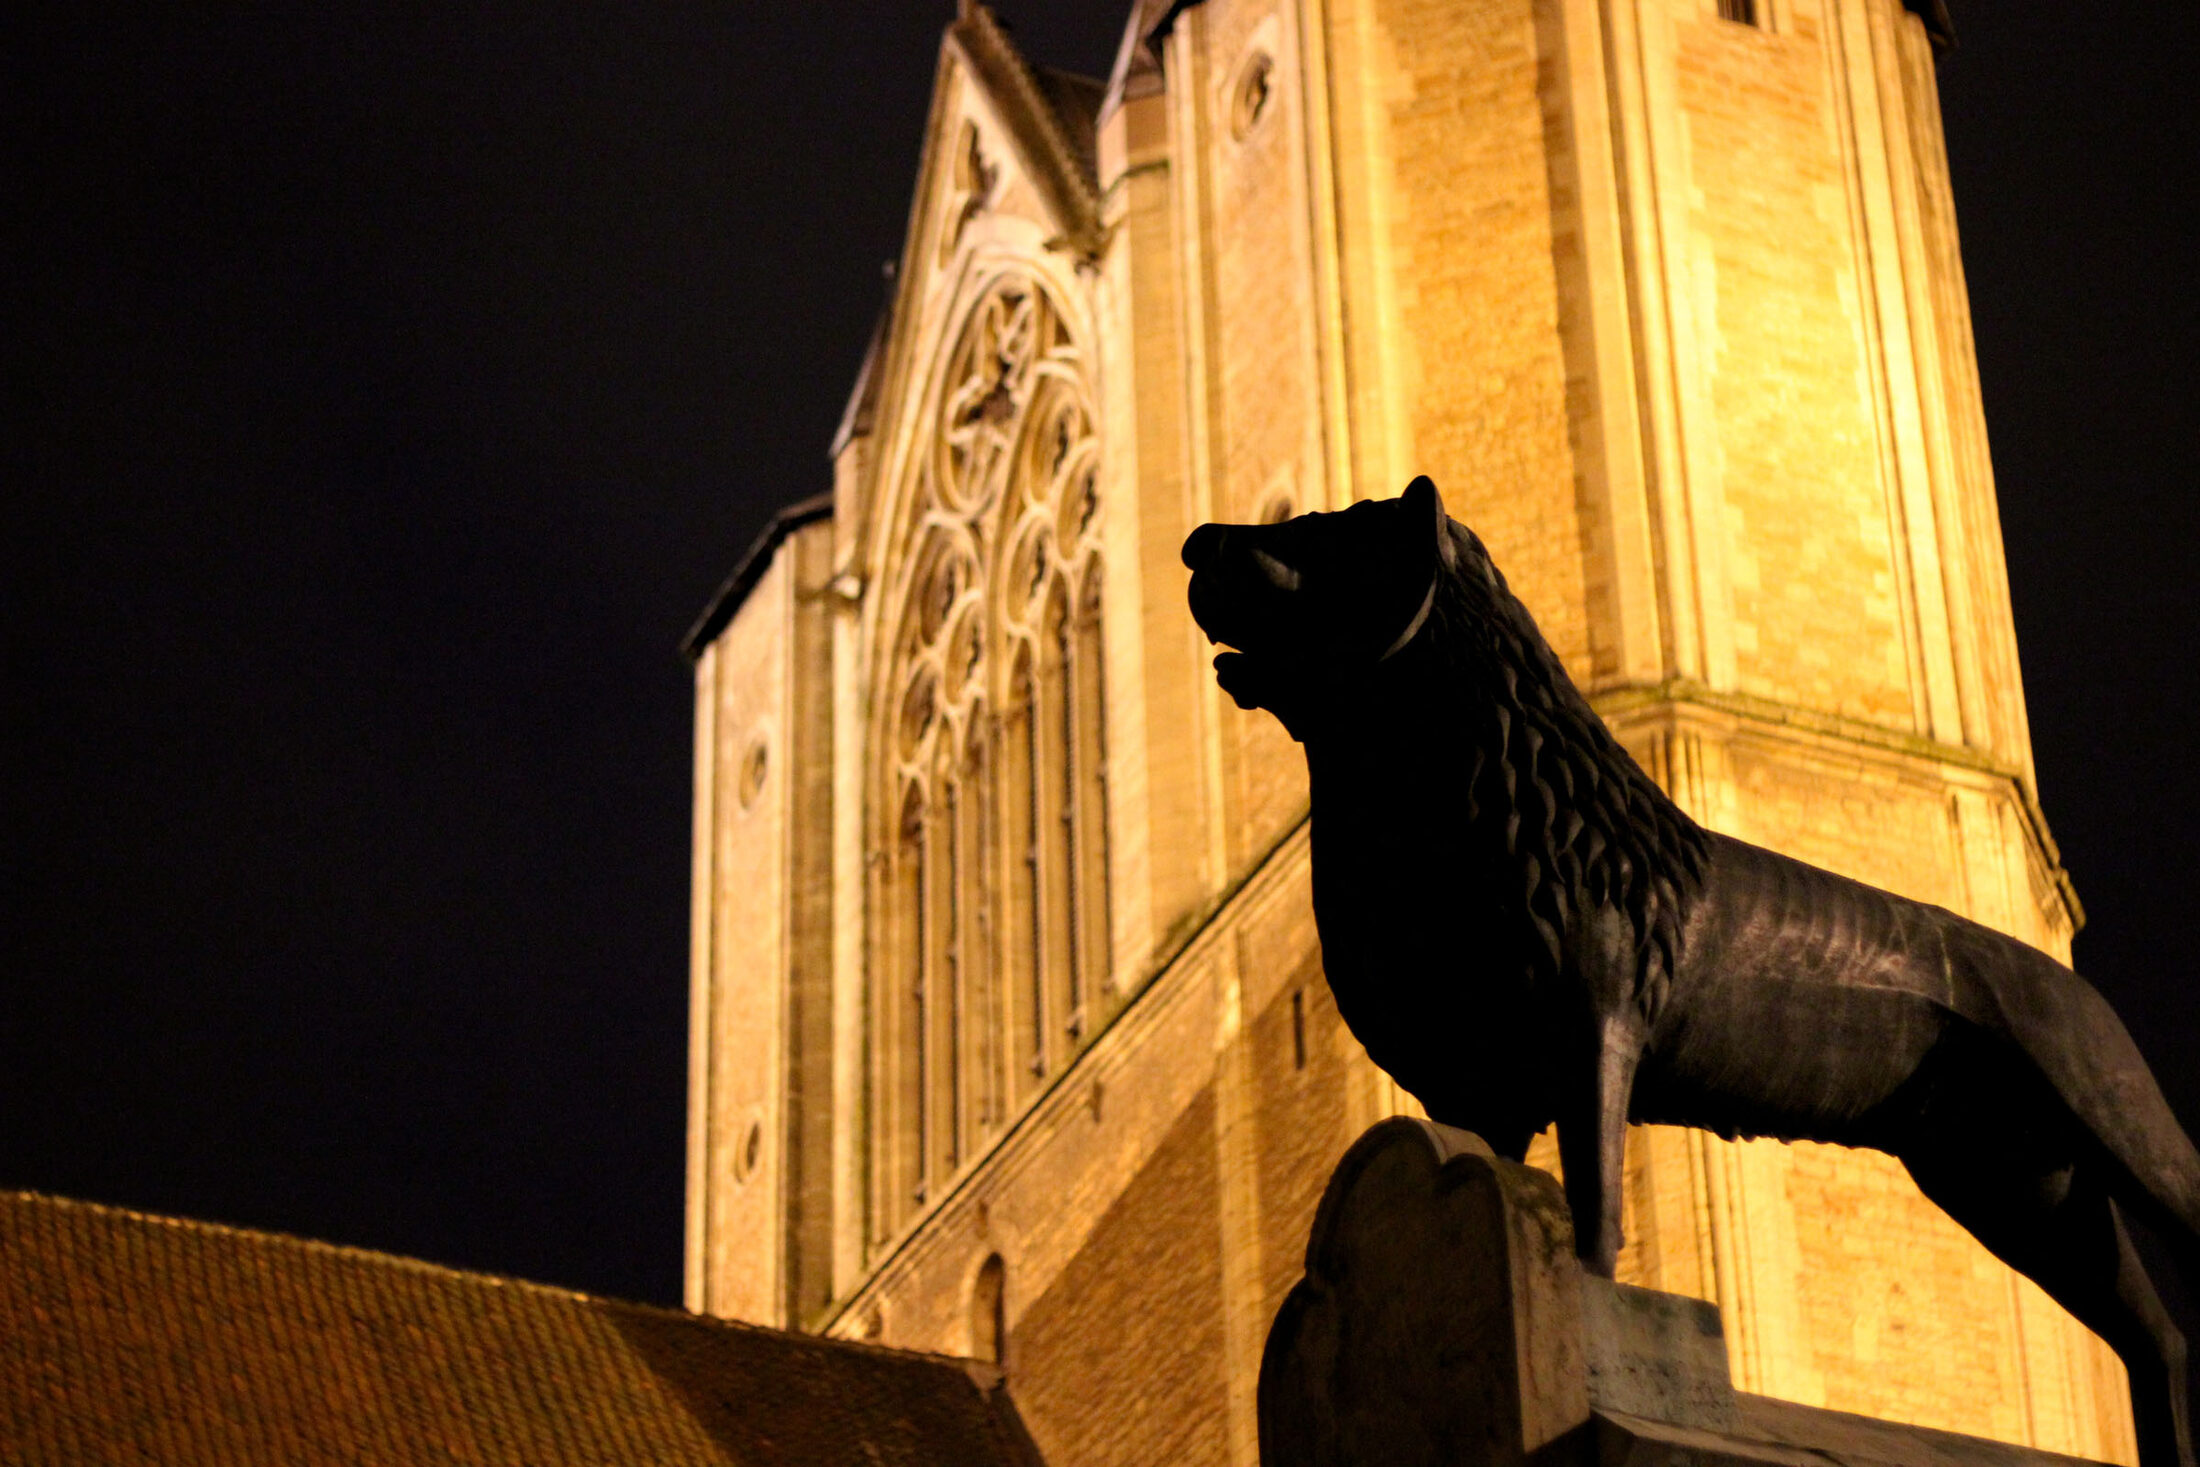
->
[891,3,1104,305]
[826,2,1108,575]
[943,3,1103,255]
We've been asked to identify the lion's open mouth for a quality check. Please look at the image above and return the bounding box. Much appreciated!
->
[1212,650,1264,710]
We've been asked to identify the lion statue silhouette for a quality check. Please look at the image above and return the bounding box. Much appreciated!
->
[1184,476,2200,1467]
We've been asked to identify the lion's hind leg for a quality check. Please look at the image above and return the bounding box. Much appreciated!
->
[1901,1114,2192,1467]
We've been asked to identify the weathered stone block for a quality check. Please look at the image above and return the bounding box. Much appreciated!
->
[1583,1277,1738,1433]
[1262,1119,2118,1467]
[1258,1118,1588,1467]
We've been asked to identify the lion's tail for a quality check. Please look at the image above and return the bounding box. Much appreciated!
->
[2011,950,2200,1264]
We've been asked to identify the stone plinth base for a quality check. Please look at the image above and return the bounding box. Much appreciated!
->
[1259,1119,2111,1467]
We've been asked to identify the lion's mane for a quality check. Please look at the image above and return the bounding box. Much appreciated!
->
[1416,525,1709,1019]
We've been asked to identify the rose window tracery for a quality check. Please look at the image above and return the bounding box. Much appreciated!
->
[873,276,1110,1237]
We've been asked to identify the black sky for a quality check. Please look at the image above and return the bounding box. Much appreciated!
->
[5,0,2196,1328]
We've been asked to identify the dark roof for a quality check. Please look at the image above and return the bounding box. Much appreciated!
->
[1,1190,1044,1467]
[829,293,894,463]
[681,492,835,659]
[1029,66,1104,195]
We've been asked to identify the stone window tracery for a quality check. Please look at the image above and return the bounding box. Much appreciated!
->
[873,276,1110,1240]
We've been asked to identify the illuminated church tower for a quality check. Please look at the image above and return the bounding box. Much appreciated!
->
[683,1,2136,1461]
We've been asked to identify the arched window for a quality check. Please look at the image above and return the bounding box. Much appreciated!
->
[872,275,1108,1242]
[971,1253,1007,1367]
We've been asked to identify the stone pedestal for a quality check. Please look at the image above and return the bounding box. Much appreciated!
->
[1259,1119,2112,1467]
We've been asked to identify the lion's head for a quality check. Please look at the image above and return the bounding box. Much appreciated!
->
[1182,476,1706,1019]
[1182,476,1460,738]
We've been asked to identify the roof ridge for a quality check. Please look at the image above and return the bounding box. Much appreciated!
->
[4,1186,1000,1372]
[4,1188,611,1305]
[680,490,835,657]
[830,275,896,460]
[950,3,1102,243]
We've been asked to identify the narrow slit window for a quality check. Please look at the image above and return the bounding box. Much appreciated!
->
[972,1254,1007,1366]
[1012,653,1047,1077]
[941,779,963,1172]
[1055,592,1084,1042]
[901,790,929,1208]
[1038,582,1076,1050]
[1072,565,1111,1001]
[1716,0,1758,26]
[961,732,996,1133]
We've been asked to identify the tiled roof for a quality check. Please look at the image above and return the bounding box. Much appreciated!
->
[1028,65,1103,196]
[1,1191,1044,1467]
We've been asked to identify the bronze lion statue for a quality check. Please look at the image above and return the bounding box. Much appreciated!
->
[1184,476,2200,1467]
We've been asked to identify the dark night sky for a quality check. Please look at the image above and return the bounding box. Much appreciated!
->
[5,0,2196,1331]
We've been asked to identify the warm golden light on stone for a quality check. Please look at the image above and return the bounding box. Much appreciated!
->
[683,2,2134,1463]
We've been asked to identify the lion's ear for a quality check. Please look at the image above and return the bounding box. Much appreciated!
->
[1402,475,1455,571]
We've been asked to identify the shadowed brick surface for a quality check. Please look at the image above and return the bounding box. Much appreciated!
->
[1,1191,1040,1467]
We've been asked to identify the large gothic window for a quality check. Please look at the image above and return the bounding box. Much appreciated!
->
[873,276,1109,1238]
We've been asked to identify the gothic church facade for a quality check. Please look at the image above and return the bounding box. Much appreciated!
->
[684,1,2137,1461]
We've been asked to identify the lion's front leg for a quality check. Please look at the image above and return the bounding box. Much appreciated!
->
[1556,1012,1642,1277]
